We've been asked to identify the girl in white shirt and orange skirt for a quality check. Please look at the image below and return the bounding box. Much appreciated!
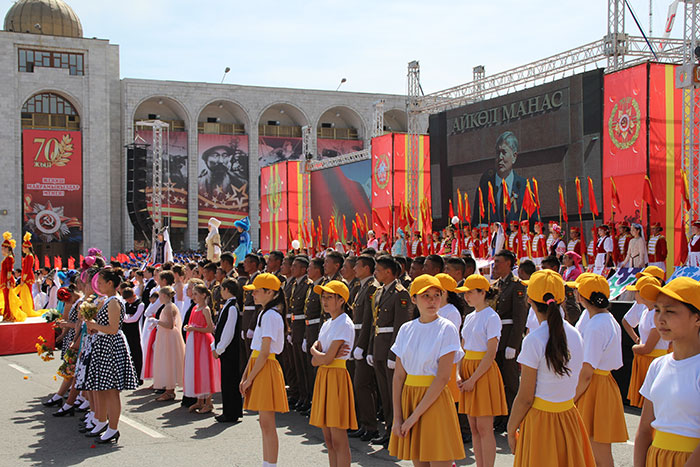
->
[456,274,508,467]
[309,280,357,467]
[388,274,465,466]
[240,273,289,467]
[635,277,700,467]
[507,269,595,466]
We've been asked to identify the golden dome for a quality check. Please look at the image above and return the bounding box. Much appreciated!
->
[4,0,82,38]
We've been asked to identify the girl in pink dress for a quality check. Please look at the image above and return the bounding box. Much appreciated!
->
[152,287,186,401]
[183,284,220,413]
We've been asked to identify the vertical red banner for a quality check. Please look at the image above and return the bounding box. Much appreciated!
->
[260,162,288,252]
[371,134,394,236]
[603,64,648,223]
[22,129,83,242]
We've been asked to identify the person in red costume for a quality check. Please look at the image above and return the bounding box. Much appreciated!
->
[532,222,547,268]
[17,232,41,317]
[1,232,25,322]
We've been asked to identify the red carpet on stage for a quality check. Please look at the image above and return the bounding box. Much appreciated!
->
[0,317,56,356]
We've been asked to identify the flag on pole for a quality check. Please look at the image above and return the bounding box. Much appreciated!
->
[522,181,536,218]
[610,177,622,213]
[487,182,496,213]
[558,185,569,223]
[342,215,348,242]
[643,175,663,207]
[681,168,691,211]
[587,177,599,217]
[503,179,512,212]
[448,199,455,220]
[532,178,541,214]
[457,189,463,222]
[464,191,471,224]
[478,186,485,221]
[575,177,584,215]
[67,257,75,270]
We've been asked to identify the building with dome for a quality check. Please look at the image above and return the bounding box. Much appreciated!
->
[0,0,417,260]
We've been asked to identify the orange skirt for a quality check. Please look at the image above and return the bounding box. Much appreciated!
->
[515,399,595,467]
[388,376,465,462]
[576,371,629,443]
[457,356,508,417]
[627,350,667,408]
[645,431,699,467]
[309,360,358,430]
[243,354,289,413]
[447,363,459,401]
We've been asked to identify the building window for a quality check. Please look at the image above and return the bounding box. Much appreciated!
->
[18,48,85,76]
[21,92,80,130]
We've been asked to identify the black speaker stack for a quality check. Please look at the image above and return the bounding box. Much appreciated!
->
[126,144,153,239]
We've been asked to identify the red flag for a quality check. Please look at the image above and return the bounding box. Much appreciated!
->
[580,226,587,268]
[398,200,408,231]
[680,227,689,265]
[575,177,583,215]
[372,208,386,233]
[478,186,486,221]
[457,189,463,222]
[67,257,75,270]
[318,216,324,246]
[55,256,62,270]
[355,213,363,238]
[328,217,335,245]
[587,177,599,217]
[130,252,137,260]
[522,181,536,217]
[681,169,691,211]
[342,215,348,242]
[352,220,358,243]
[643,176,663,207]
[503,178,512,212]
[363,213,369,236]
[610,177,622,213]
[463,191,471,225]
[448,199,455,221]
[487,181,496,212]
[558,185,569,223]
[44,256,50,268]
[532,178,541,213]
[406,204,416,229]
[34,256,39,270]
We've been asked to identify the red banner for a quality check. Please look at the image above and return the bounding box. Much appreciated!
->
[603,64,648,223]
[22,129,82,242]
[371,134,394,237]
[197,134,250,229]
[135,130,188,228]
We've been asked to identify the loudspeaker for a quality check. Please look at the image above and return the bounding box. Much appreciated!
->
[126,145,153,238]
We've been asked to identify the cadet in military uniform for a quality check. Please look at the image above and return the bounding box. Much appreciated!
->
[241,254,261,363]
[323,251,345,284]
[302,257,325,415]
[281,257,297,406]
[367,255,411,447]
[348,255,380,442]
[287,256,312,412]
[491,249,527,432]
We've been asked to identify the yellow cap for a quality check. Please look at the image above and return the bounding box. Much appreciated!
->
[409,274,445,296]
[639,277,700,311]
[455,274,491,293]
[573,274,610,300]
[635,266,666,282]
[314,280,349,303]
[626,275,661,292]
[523,269,565,304]
[435,273,457,292]
[564,272,598,289]
[243,273,281,291]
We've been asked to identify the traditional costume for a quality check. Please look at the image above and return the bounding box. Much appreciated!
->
[17,233,41,317]
[0,232,24,322]
[205,217,222,263]
[232,217,252,265]
[647,223,667,271]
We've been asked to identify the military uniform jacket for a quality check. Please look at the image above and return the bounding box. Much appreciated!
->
[347,277,361,308]
[351,277,379,356]
[369,280,411,361]
[494,273,528,352]
[304,277,324,344]
[242,271,260,335]
[288,275,311,344]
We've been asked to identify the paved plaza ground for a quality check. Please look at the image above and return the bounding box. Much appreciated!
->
[0,353,637,466]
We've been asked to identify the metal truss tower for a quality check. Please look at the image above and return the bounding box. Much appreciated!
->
[680,0,700,219]
[373,99,385,138]
[605,0,628,70]
[136,119,170,233]
[406,61,421,223]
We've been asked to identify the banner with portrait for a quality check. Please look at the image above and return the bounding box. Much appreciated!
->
[258,136,302,167]
[317,138,364,160]
[197,134,250,229]
[134,130,188,228]
[22,129,82,243]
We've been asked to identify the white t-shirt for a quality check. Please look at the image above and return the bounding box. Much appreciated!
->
[461,306,501,352]
[317,313,355,360]
[640,353,700,438]
[391,317,464,376]
[580,312,623,371]
[251,308,285,355]
[575,309,590,333]
[526,306,566,334]
[438,303,462,331]
[624,304,669,351]
[518,321,584,403]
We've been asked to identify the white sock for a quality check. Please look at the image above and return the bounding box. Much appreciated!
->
[61,403,72,411]
[79,399,90,410]
[100,427,118,440]
[48,393,62,402]
[90,420,107,434]
[77,394,85,402]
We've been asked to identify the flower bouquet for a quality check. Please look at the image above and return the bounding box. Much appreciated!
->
[79,300,98,321]
[35,336,54,362]
[41,309,62,323]
[57,347,77,379]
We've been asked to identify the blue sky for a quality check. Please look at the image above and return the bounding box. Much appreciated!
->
[5,0,685,95]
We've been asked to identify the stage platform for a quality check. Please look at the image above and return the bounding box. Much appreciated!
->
[0,317,55,356]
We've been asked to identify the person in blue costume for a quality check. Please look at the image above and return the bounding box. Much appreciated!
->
[391,228,407,256]
[233,217,252,265]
